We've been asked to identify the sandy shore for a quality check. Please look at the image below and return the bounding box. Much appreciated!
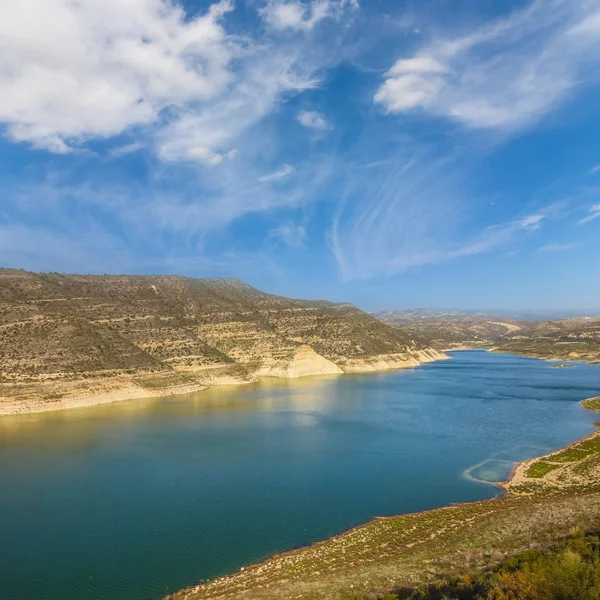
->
[502,396,600,493]
[0,381,209,416]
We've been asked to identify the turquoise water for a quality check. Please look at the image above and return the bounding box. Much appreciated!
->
[0,350,599,600]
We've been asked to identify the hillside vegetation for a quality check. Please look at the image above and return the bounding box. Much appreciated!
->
[393,530,600,600]
[492,317,600,364]
[375,310,530,350]
[377,310,600,363]
[0,269,443,413]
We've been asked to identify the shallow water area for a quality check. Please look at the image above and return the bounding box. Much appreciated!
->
[0,350,599,600]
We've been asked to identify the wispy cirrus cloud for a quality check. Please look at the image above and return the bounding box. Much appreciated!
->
[258,164,295,183]
[109,142,145,158]
[0,0,353,167]
[538,242,580,253]
[518,215,545,231]
[328,0,600,282]
[329,140,566,280]
[374,0,600,132]
[155,48,323,164]
[580,204,600,224]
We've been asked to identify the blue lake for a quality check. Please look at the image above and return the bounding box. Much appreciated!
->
[0,350,599,600]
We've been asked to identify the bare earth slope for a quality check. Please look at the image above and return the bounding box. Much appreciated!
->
[0,269,444,414]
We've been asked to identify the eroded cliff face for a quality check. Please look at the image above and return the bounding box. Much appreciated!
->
[0,270,444,413]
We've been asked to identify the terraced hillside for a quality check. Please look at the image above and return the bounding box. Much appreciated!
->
[377,310,600,363]
[375,310,530,350]
[492,316,600,363]
[0,269,444,414]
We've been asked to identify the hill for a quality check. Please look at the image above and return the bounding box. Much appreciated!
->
[492,316,600,363]
[376,310,600,363]
[375,310,530,350]
[0,269,444,414]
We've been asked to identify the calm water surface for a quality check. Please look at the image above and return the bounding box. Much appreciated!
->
[1,351,599,600]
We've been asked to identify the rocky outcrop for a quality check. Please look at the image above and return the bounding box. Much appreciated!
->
[253,346,343,378]
[337,348,447,372]
[0,269,445,414]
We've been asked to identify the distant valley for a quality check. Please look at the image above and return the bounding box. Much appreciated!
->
[493,316,600,363]
[376,309,600,363]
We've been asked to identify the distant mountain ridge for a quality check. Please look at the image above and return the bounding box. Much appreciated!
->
[492,316,600,363]
[0,269,444,414]
[375,309,531,349]
[376,309,600,363]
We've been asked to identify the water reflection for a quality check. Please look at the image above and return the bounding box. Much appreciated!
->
[0,375,347,451]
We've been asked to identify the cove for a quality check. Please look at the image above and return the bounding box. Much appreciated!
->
[0,350,599,600]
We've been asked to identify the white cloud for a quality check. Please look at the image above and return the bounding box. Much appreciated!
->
[185,146,238,166]
[156,49,322,164]
[518,214,545,231]
[0,0,356,167]
[261,0,358,32]
[580,204,600,224]
[268,224,307,247]
[258,164,295,183]
[375,0,600,131]
[590,164,600,174]
[297,110,332,131]
[0,0,236,153]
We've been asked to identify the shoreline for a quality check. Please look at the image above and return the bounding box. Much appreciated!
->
[0,349,447,417]
[501,396,600,494]
[166,394,600,600]
[0,381,209,417]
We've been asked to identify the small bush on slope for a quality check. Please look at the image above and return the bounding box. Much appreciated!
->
[382,531,600,600]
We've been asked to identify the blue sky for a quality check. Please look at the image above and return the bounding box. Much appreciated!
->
[1,0,599,312]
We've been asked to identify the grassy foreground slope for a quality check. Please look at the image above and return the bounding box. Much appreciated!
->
[167,398,600,600]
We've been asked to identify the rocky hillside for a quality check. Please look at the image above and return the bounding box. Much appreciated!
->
[375,309,530,349]
[376,309,600,363]
[0,269,444,414]
[492,316,600,363]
